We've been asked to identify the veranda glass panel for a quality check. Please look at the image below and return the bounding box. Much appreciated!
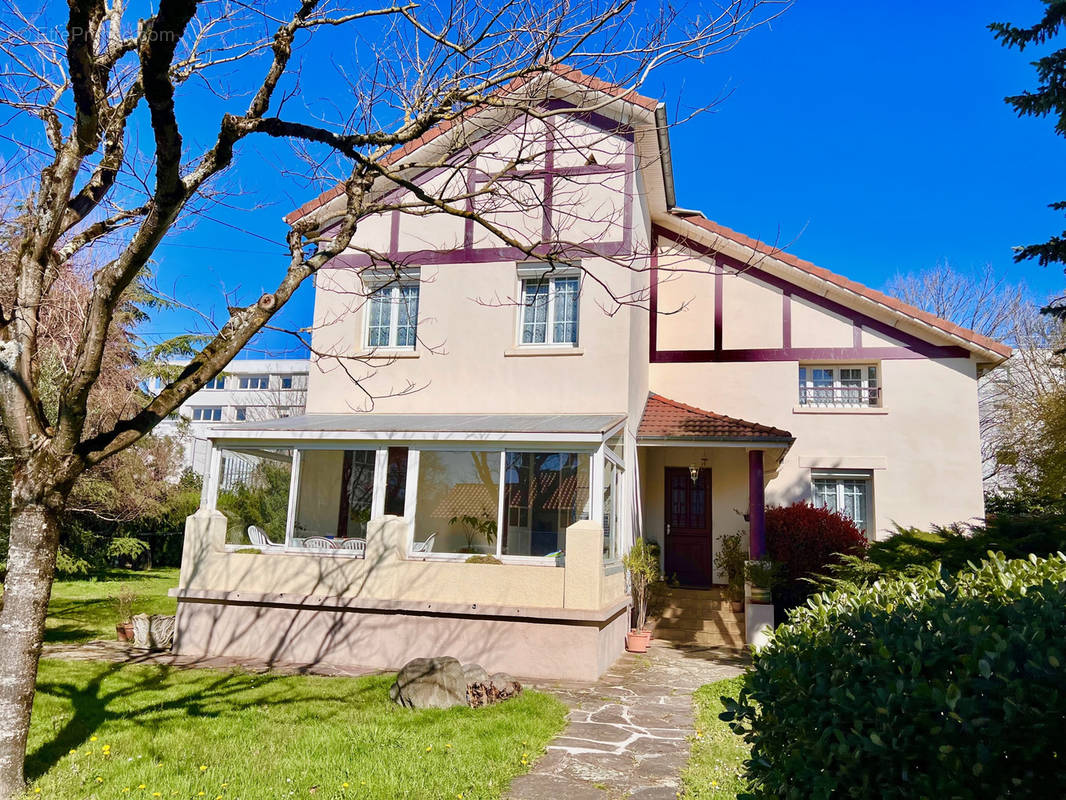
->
[502,452,590,556]
[217,448,293,546]
[293,449,375,552]
[602,459,616,560]
[414,451,500,554]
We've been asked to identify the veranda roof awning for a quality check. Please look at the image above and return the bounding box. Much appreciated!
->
[205,412,626,445]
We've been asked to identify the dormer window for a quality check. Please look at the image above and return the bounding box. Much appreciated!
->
[518,268,579,347]
[366,283,419,350]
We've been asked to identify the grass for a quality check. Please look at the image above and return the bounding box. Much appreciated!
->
[45,568,179,645]
[682,676,749,799]
[26,659,567,799]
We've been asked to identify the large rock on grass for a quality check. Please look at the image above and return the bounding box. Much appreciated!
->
[389,656,468,709]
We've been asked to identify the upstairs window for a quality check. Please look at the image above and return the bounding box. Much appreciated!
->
[235,407,247,421]
[238,375,269,390]
[191,407,222,422]
[799,365,880,407]
[204,376,224,390]
[280,376,293,389]
[520,275,579,346]
[367,283,419,349]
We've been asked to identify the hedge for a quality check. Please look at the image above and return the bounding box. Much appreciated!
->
[722,552,1066,799]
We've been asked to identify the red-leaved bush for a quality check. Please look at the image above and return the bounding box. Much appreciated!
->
[765,502,868,611]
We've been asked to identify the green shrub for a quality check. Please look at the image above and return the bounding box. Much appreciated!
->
[722,553,1066,799]
[821,512,1066,589]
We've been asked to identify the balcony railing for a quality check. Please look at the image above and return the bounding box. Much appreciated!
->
[798,385,881,408]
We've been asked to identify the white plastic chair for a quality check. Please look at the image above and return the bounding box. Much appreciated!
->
[247,526,280,547]
[303,536,337,549]
[411,532,436,553]
[341,538,367,555]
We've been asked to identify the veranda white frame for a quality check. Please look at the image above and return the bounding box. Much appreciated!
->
[203,418,630,565]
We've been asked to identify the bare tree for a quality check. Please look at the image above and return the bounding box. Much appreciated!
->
[0,0,783,793]
[884,262,1066,489]
[884,262,1027,344]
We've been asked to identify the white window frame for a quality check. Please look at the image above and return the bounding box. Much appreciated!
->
[516,264,580,348]
[238,375,269,390]
[191,406,222,422]
[810,470,873,535]
[234,407,247,422]
[204,376,224,390]
[364,281,420,351]
[798,364,880,408]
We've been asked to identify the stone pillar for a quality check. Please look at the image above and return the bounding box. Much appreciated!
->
[563,520,604,610]
[178,508,227,588]
[748,449,766,560]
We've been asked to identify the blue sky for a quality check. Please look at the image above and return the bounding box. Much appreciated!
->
[17,1,1064,357]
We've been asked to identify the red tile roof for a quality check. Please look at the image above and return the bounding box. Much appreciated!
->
[674,212,1012,360]
[283,64,658,225]
[638,393,793,443]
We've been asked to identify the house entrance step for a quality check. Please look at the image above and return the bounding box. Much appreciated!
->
[649,584,746,648]
[655,626,746,649]
[654,615,745,635]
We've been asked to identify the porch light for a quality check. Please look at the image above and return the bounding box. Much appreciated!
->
[689,457,707,485]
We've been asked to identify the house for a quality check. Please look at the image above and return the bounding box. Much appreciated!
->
[150,358,309,478]
[172,67,1009,681]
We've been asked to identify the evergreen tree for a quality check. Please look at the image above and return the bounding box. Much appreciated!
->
[991,2,1066,319]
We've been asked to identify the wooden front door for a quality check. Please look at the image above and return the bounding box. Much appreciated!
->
[664,467,713,588]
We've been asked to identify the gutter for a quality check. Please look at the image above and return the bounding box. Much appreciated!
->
[654,103,676,209]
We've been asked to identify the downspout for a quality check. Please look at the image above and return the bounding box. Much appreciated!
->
[654,103,676,210]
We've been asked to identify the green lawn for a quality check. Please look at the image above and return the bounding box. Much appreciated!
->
[45,568,179,645]
[26,659,567,799]
[34,570,566,798]
[682,676,749,799]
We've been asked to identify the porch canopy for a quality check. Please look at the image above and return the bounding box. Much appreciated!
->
[636,393,794,560]
[200,411,629,564]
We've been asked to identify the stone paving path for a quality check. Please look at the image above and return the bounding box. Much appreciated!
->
[508,642,748,800]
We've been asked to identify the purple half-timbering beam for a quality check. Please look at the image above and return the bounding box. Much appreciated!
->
[749,450,767,560]
[328,240,632,271]
[650,224,972,362]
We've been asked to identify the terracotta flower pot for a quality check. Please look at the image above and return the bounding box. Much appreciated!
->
[116,622,134,643]
[730,600,744,613]
[625,629,652,653]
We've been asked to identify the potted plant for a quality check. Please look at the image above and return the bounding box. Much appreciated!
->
[714,531,748,612]
[450,512,497,554]
[746,559,779,605]
[114,585,137,642]
[623,537,661,653]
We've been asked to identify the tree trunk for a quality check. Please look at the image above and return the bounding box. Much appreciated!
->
[0,503,61,800]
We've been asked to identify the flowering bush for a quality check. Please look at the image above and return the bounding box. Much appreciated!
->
[764,502,867,612]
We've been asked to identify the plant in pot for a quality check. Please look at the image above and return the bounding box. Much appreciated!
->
[745,559,780,605]
[114,585,137,642]
[623,537,662,653]
[714,531,748,612]
[450,512,497,554]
